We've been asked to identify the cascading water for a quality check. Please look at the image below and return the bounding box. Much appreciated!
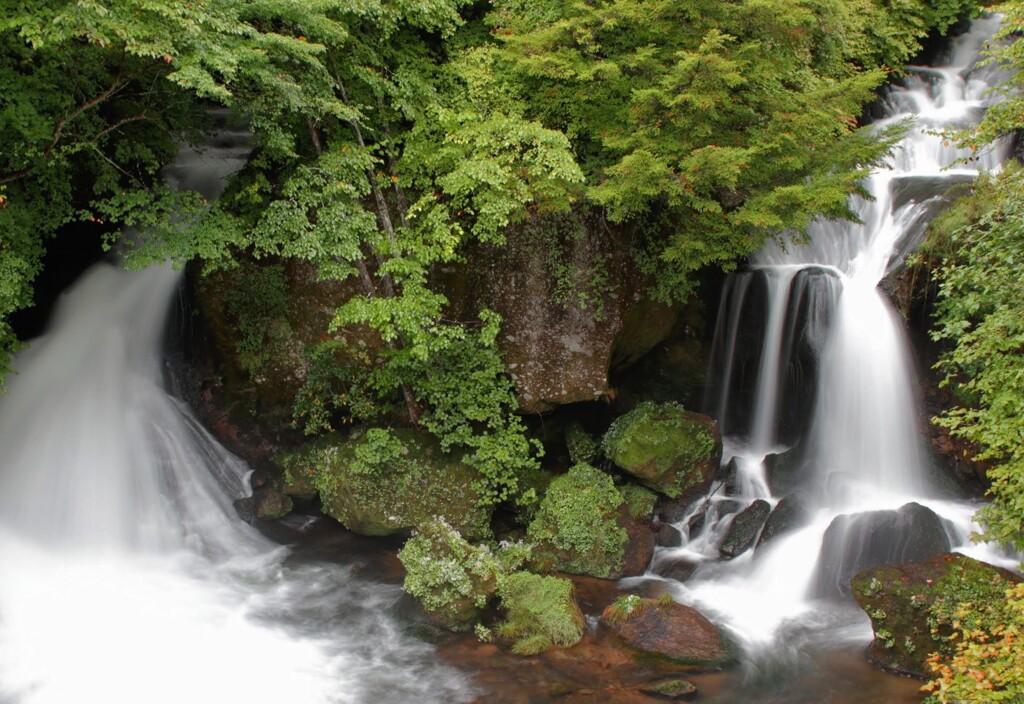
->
[646,14,1021,665]
[0,127,471,704]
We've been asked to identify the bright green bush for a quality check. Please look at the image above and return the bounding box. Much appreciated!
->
[495,571,585,655]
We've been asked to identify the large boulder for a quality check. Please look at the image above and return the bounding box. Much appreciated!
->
[600,596,736,670]
[851,553,1021,677]
[602,402,721,499]
[811,502,952,599]
[527,463,650,579]
[274,428,491,540]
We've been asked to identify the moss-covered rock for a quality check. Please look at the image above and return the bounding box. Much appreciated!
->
[526,463,630,579]
[398,518,506,632]
[565,422,600,465]
[602,402,720,499]
[496,572,586,655]
[274,428,491,540]
[600,595,736,670]
[851,553,1021,678]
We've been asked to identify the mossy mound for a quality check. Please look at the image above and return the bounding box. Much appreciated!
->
[602,402,720,499]
[496,572,585,655]
[852,553,1021,678]
[397,518,511,632]
[274,428,491,540]
[526,463,630,579]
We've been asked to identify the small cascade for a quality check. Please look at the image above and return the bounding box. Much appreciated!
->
[0,125,471,703]
[648,14,1020,658]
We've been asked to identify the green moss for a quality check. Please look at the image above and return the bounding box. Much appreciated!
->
[619,484,657,520]
[274,428,492,540]
[496,572,585,655]
[398,518,501,632]
[527,463,628,578]
[602,402,718,498]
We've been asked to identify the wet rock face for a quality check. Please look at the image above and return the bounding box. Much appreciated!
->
[600,597,736,670]
[603,402,721,499]
[718,499,771,559]
[811,502,952,599]
[851,553,1021,678]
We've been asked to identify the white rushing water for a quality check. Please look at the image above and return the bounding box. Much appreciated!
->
[647,15,1020,658]
[0,127,471,704]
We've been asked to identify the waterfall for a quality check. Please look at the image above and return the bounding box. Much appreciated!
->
[648,15,1020,656]
[0,127,471,703]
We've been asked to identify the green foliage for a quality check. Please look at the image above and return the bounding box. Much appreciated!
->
[495,571,585,655]
[481,0,972,300]
[527,462,628,578]
[924,583,1024,702]
[601,594,645,625]
[398,517,503,632]
[223,261,289,378]
[619,484,658,521]
[281,429,492,539]
[564,422,600,465]
[929,166,1024,551]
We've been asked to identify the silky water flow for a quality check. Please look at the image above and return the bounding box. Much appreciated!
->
[0,126,472,704]
[638,14,1021,668]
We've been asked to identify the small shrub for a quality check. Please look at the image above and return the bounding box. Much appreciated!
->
[496,572,585,655]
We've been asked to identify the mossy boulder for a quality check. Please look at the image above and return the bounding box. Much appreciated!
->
[600,596,736,670]
[495,572,586,655]
[565,422,600,465]
[527,463,632,579]
[274,428,491,540]
[851,553,1021,678]
[398,519,509,632]
[602,402,720,499]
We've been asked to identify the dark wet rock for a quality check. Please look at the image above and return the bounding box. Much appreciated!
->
[719,499,771,559]
[620,510,658,577]
[714,499,741,518]
[852,553,1021,677]
[764,445,808,496]
[686,509,707,536]
[756,491,812,550]
[637,678,698,700]
[603,402,721,499]
[233,496,255,523]
[657,524,683,548]
[811,502,952,598]
[652,558,698,582]
[657,497,692,524]
[274,429,491,540]
[600,597,736,670]
[889,173,976,212]
[714,457,740,494]
[252,481,293,521]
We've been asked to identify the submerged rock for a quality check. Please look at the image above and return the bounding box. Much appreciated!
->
[718,499,771,559]
[811,502,951,598]
[603,402,721,499]
[851,553,1021,677]
[637,679,698,700]
[600,596,735,670]
[274,428,491,540]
